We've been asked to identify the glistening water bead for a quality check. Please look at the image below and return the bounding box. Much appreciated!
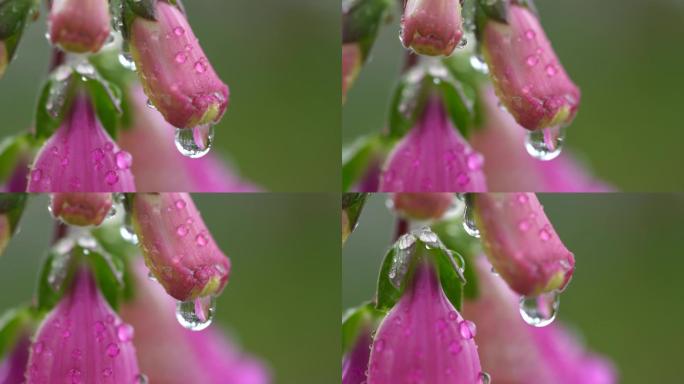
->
[176,295,217,331]
[519,290,561,327]
[525,125,566,161]
[174,125,215,158]
[463,203,480,238]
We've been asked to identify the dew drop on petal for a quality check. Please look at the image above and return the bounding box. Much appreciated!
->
[174,52,187,64]
[195,233,208,247]
[120,226,139,244]
[105,343,120,357]
[459,320,476,339]
[448,340,462,355]
[176,224,189,237]
[116,323,134,342]
[175,296,216,331]
[175,199,187,209]
[193,59,208,74]
[136,373,149,384]
[105,170,119,186]
[115,151,133,170]
[102,368,113,377]
[520,291,561,327]
[374,339,385,352]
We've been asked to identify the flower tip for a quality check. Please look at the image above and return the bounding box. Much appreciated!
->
[401,0,464,57]
[50,193,113,227]
[393,193,454,221]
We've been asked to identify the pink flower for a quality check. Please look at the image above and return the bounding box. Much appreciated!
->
[48,0,110,53]
[342,43,362,103]
[474,193,575,296]
[469,87,612,192]
[50,192,113,226]
[131,193,231,301]
[367,262,483,384]
[0,41,7,79]
[342,328,372,384]
[392,193,454,221]
[482,4,580,131]
[25,268,142,383]
[27,94,136,192]
[379,97,487,192]
[463,257,616,384]
[120,261,270,384]
[118,86,260,192]
[401,0,463,56]
[0,334,30,383]
[129,2,229,129]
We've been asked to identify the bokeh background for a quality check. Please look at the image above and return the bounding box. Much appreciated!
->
[343,0,684,191]
[0,193,339,383]
[0,0,339,192]
[343,193,684,383]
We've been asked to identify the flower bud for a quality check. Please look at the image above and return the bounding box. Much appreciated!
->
[392,193,454,221]
[379,97,487,192]
[48,0,111,53]
[27,95,136,192]
[129,2,229,128]
[474,193,575,296]
[401,0,463,56]
[120,261,270,384]
[463,257,616,384]
[367,262,483,384]
[131,193,231,301]
[481,4,580,130]
[342,327,372,384]
[25,268,142,383]
[50,193,113,226]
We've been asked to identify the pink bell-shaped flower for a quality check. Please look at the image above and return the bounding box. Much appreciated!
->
[401,0,464,56]
[25,267,142,383]
[463,257,616,384]
[131,193,231,301]
[27,94,136,192]
[367,261,484,384]
[379,97,487,192]
[50,193,113,226]
[48,0,111,53]
[474,193,575,296]
[129,2,229,129]
[482,3,580,131]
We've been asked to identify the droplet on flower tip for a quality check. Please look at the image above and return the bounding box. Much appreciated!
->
[525,126,566,161]
[174,125,215,158]
[175,296,216,331]
[519,290,560,327]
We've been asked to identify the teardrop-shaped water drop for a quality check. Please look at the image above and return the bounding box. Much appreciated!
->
[525,126,566,161]
[118,53,137,71]
[175,296,216,331]
[119,225,139,244]
[519,290,560,327]
[174,125,215,159]
[463,203,480,238]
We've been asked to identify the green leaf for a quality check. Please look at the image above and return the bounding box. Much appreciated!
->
[388,69,431,139]
[342,135,383,192]
[86,249,125,309]
[437,77,474,137]
[84,76,123,139]
[432,217,483,300]
[0,192,27,233]
[476,0,509,23]
[0,306,31,359]
[34,67,76,140]
[91,221,139,301]
[429,246,465,311]
[342,0,393,56]
[0,134,30,183]
[342,193,368,245]
[341,302,380,353]
[0,0,37,61]
[36,240,78,312]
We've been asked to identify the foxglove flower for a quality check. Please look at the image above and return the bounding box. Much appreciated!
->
[48,0,111,53]
[474,193,575,296]
[401,0,463,56]
[379,97,486,192]
[119,86,260,192]
[367,262,483,384]
[129,2,229,129]
[131,193,231,301]
[342,328,372,384]
[481,3,580,131]
[392,193,454,221]
[0,335,30,383]
[25,268,142,383]
[121,261,270,384]
[463,257,616,384]
[50,192,113,226]
[470,87,611,192]
[27,94,136,192]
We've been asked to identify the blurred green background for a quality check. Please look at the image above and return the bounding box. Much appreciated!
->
[0,193,339,383]
[343,193,684,383]
[343,0,684,191]
[0,0,339,192]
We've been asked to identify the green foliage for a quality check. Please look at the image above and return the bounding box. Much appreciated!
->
[341,302,381,353]
[342,134,386,192]
[0,306,31,359]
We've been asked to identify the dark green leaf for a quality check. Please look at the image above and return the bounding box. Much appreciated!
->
[87,249,125,309]
[91,222,139,301]
[34,68,76,140]
[429,246,465,311]
[0,192,27,233]
[437,77,474,137]
[432,217,483,300]
[0,134,30,183]
[342,0,393,56]
[36,241,78,312]
[0,0,37,63]
[84,77,123,139]
[477,0,509,23]
[0,306,31,359]
[342,135,383,192]
[375,236,422,311]
[342,193,368,244]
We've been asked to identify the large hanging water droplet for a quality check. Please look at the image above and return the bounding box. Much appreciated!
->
[174,125,215,158]
[525,126,566,161]
[519,290,560,327]
[463,203,480,238]
[175,296,216,331]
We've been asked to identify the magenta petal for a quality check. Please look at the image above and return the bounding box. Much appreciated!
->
[48,0,110,53]
[342,329,372,384]
[401,0,464,56]
[0,335,30,384]
[27,95,136,192]
[474,193,575,296]
[25,268,141,383]
[367,262,482,384]
[380,98,487,192]
[132,193,231,301]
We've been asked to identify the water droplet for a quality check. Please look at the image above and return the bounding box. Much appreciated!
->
[463,204,480,238]
[456,172,470,186]
[106,342,120,357]
[68,368,81,384]
[193,59,208,73]
[173,26,185,36]
[147,272,158,282]
[105,170,119,185]
[469,55,489,74]
[120,226,139,244]
[175,51,188,64]
[518,219,530,232]
[34,342,44,354]
[176,224,189,237]
[136,373,149,384]
[519,291,560,327]
[448,340,462,355]
[30,168,42,182]
[175,296,216,331]
[459,320,476,339]
[102,368,113,377]
[116,324,134,342]
[174,125,215,158]
[195,233,208,246]
[545,63,558,76]
[175,199,187,209]
[115,151,133,170]
[524,29,536,40]
[539,226,551,241]
[479,371,491,384]
[118,53,137,71]
[374,339,385,352]
[525,126,565,161]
